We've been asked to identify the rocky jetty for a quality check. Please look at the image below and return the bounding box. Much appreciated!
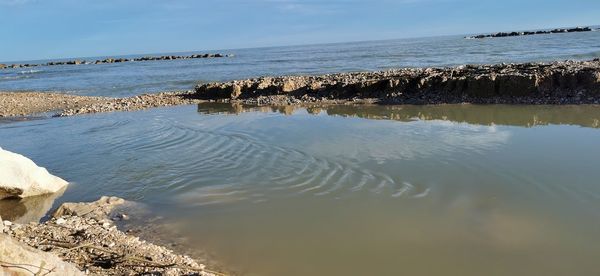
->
[0,53,231,70]
[195,59,600,104]
[465,26,594,39]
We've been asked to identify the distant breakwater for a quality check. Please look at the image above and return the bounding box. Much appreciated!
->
[0,53,231,70]
[465,26,594,39]
[195,59,600,104]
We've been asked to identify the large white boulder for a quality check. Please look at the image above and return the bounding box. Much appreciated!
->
[0,147,68,199]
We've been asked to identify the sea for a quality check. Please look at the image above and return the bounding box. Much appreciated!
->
[1,31,600,276]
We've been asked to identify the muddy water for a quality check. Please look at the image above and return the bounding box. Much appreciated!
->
[1,104,600,275]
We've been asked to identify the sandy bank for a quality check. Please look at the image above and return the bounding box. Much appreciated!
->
[0,91,204,117]
[0,92,109,117]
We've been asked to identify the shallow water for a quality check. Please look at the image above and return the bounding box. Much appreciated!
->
[1,30,600,97]
[1,104,600,275]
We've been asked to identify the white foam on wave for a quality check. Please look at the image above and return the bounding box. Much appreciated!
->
[18,69,42,75]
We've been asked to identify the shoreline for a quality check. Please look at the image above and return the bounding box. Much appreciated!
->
[196,59,600,105]
[0,91,205,118]
[1,59,599,119]
[1,197,226,276]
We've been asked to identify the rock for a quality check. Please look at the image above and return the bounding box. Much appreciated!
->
[5,215,216,276]
[52,196,126,221]
[231,84,242,99]
[281,79,299,92]
[0,234,84,275]
[0,147,68,199]
[1,54,229,70]
[194,59,600,104]
[466,26,594,39]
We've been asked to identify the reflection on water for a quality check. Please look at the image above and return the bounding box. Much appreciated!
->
[198,102,600,128]
[0,187,65,223]
[1,104,600,275]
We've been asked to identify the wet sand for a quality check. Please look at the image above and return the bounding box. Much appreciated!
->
[0,92,109,117]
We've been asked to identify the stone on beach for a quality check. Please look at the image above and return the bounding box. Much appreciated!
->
[0,147,68,199]
[0,234,84,275]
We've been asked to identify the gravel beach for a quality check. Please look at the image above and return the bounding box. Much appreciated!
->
[0,91,205,118]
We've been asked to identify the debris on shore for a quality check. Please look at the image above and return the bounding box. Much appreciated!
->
[195,59,600,105]
[1,197,224,276]
[465,26,595,39]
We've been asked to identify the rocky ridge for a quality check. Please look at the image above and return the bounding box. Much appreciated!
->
[195,59,600,104]
[0,53,231,70]
[465,26,595,39]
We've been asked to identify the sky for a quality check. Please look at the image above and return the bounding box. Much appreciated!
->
[1,0,599,62]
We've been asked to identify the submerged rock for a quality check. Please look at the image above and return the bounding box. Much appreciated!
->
[0,147,68,199]
[53,196,127,221]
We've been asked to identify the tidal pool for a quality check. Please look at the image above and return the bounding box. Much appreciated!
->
[1,104,600,276]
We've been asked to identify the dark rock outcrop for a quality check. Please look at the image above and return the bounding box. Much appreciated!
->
[195,60,600,104]
[466,26,594,39]
[0,53,232,70]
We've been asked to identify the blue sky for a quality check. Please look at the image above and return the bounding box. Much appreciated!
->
[1,0,599,62]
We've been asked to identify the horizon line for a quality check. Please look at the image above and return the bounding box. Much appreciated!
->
[2,24,598,64]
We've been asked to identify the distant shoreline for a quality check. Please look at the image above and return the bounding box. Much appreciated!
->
[465,26,595,39]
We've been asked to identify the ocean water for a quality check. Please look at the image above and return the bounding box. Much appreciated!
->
[1,32,600,276]
[1,104,600,275]
[1,30,600,97]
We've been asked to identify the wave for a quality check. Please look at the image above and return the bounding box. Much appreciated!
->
[0,75,29,80]
[18,69,43,75]
[99,115,430,206]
